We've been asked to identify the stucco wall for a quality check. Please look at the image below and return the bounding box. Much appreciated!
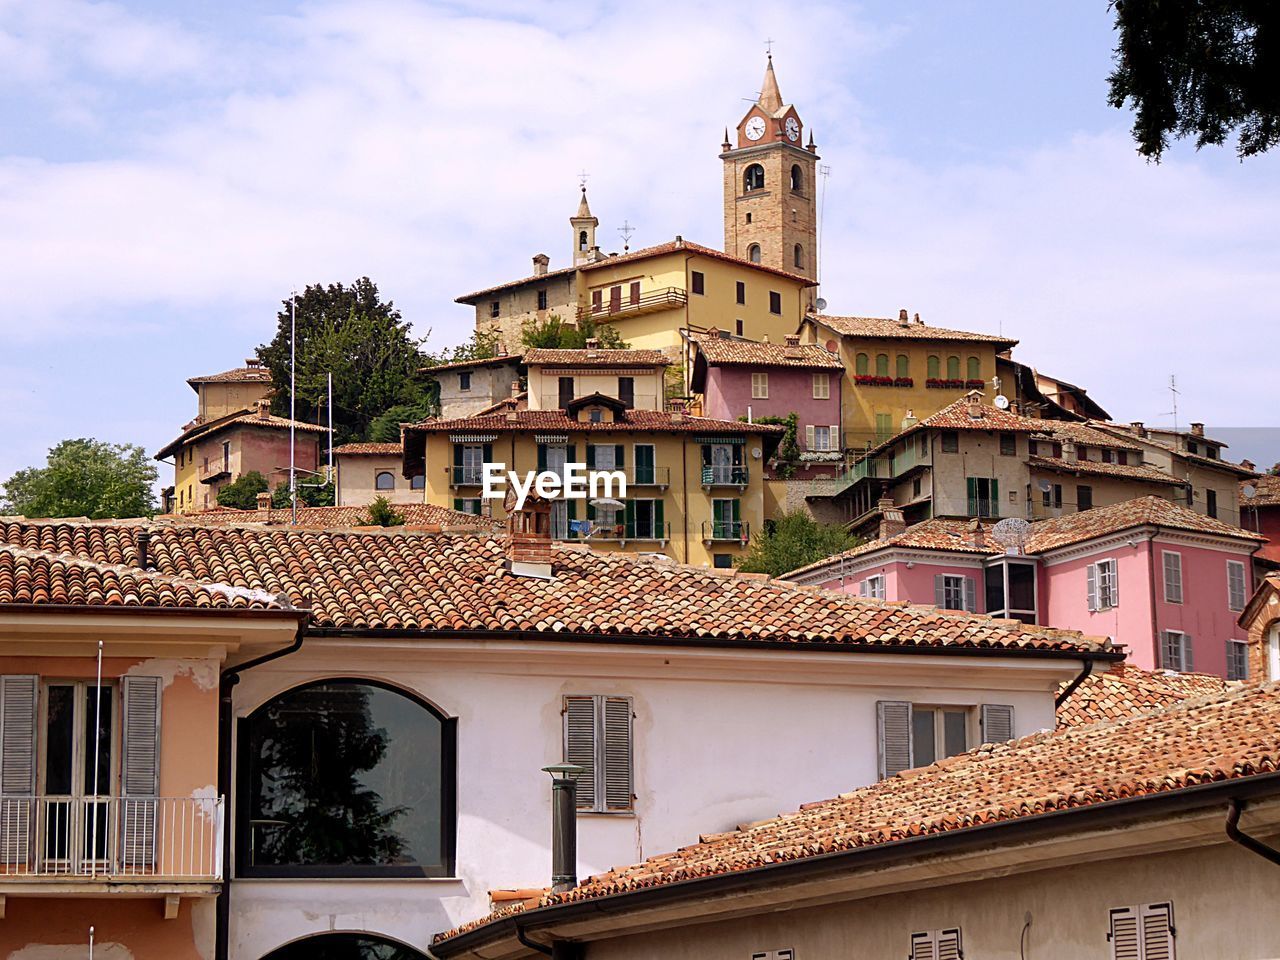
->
[702,367,839,451]
[527,367,665,412]
[817,556,988,612]
[1041,542,1154,667]
[0,896,214,960]
[437,362,522,420]
[1150,537,1254,677]
[336,455,422,506]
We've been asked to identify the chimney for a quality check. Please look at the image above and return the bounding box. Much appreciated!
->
[968,519,986,550]
[914,313,923,325]
[668,398,686,420]
[532,253,550,277]
[135,531,152,571]
[1242,459,1256,472]
[675,234,684,246]
[1130,421,1147,438]
[542,764,581,892]
[898,309,909,328]
[901,409,918,430]
[762,334,770,344]
[507,497,554,578]
[705,326,720,339]
[245,358,262,369]
[511,379,521,399]
[585,337,600,353]
[256,491,272,511]
[877,497,906,540]
[784,334,801,359]
[496,340,508,357]
[1009,400,1021,415]
[966,390,984,420]
[255,398,271,419]
[1190,422,1205,437]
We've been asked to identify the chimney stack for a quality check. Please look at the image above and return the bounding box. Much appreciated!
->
[256,491,272,511]
[1190,422,1205,437]
[542,765,581,892]
[532,253,550,277]
[507,497,554,579]
[966,390,984,420]
[255,398,271,420]
[1130,421,1147,438]
[135,531,152,571]
[1242,459,1256,472]
[668,398,686,421]
[968,519,986,550]
[901,409,918,430]
[784,334,801,359]
[914,313,923,325]
[877,497,906,540]
[245,358,262,369]
[585,338,600,354]
[511,380,521,399]
[898,308,909,328]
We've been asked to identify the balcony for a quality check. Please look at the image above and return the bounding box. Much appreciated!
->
[579,286,688,322]
[450,466,485,487]
[199,461,231,484]
[701,465,750,489]
[587,521,672,546]
[702,520,750,543]
[0,796,223,890]
[628,466,671,489]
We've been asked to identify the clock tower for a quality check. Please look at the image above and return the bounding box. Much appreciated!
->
[722,55,819,291]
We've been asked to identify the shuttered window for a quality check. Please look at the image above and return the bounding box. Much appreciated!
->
[859,575,885,600]
[1109,903,1176,959]
[1227,640,1248,681]
[1226,560,1247,612]
[0,676,37,864]
[935,575,976,612]
[563,695,633,812]
[876,701,913,780]
[980,704,1014,744]
[812,373,829,399]
[1160,631,1193,673]
[1088,559,1119,611]
[1162,552,1183,604]
[751,372,769,399]
[910,929,962,960]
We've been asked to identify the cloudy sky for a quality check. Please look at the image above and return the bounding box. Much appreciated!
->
[2,0,1276,488]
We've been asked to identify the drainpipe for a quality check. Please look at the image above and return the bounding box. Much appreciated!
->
[214,611,309,960]
[1054,657,1095,708]
[1226,799,1280,866]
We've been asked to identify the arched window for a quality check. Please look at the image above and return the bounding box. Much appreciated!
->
[946,356,961,380]
[263,934,429,960]
[927,355,940,379]
[897,355,909,378]
[855,353,869,376]
[793,244,803,269]
[743,164,765,191]
[967,357,981,380]
[375,471,395,490]
[790,164,803,192]
[875,354,890,377]
[747,243,762,264]
[239,679,454,877]
[578,230,588,251]
[410,474,425,490]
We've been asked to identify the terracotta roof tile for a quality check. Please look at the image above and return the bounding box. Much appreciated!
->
[524,348,671,367]
[692,336,844,370]
[1027,455,1188,486]
[809,314,1018,347]
[577,239,816,286]
[333,442,403,456]
[185,365,273,386]
[1090,423,1257,477]
[155,410,328,460]
[422,355,523,374]
[454,267,577,304]
[1056,664,1232,727]
[1243,475,1280,508]
[174,502,492,531]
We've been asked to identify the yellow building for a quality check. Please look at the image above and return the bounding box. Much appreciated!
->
[402,395,782,568]
[799,312,1018,451]
[523,346,671,411]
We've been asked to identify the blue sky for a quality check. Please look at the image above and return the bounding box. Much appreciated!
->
[2,0,1277,491]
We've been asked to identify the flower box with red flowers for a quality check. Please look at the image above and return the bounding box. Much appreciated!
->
[854,375,896,386]
[965,379,987,389]
[926,378,967,389]
[893,377,914,388]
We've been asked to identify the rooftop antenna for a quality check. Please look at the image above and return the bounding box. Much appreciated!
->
[618,220,635,253]
[89,926,95,960]
[327,371,334,488]
[818,163,831,295]
[289,290,298,525]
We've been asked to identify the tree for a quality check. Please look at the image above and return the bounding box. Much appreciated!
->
[1108,0,1279,159]
[735,509,861,578]
[215,471,269,510]
[520,314,629,350]
[363,495,405,527]
[257,279,430,445]
[1,439,156,519]
[271,480,335,509]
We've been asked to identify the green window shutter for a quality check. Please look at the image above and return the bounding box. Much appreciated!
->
[732,499,741,522]
[537,444,547,471]
[615,444,625,468]
[875,354,889,377]
[452,444,463,467]
[701,444,711,466]
[856,353,868,375]
[966,477,977,513]
[482,443,493,464]
[586,445,596,469]
[927,355,940,378]
[990,478,1000,517]
[655,498,665,537]
[453,498,462,511]
[624,500,636,538]
[567,444,577,466]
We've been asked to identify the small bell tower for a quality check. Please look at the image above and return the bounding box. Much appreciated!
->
[570,186,599,265]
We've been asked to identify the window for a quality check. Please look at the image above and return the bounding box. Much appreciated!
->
[458,371,471,391]
[262,934,430,960]
[859,574,886,600]
[578,230,588,252]
[927,355,940,379]
[909,929,963,960]
[455,443,488,485]
[878,702,1011,780]
[936,574,976,611]
[751,372,769,399]
[1206,488,1218,518]
[810,425,834,451]
[745,212,752,224]
[735,319,744,336]
[913,476,922,498]
[588,408,603,424]
[691,271,705,295]
[999,432,1017,456]
[743,164,765,191]
[941,431,959,453]
[1102,448,1115,463]
[452,497,481,514]
[564,695,633,812]
[1160,630,1193,672]
[1108,903,1175,960]
[618,377,634,408]
[536,289,547,310]
[1042,483,1063,509]
[608,285,622,312]
[790,164,803,192]
[769,291,782,314]
[855,353,869,376]
[1227,640,1248,681]
[239,679,454,877]
[1077,484,1093,511]
[1163,551,1183,604]
[1227,560,1247,612]
[966,356,980,380]
[375,471,395,491]
[489,301,500,318]
[812,373,830,399]
[793,244,803,269]
[966,477,999,517]
[946,356,960,379]
[703,444,745,485]
[896,354,909,378]
[626,498,663,540]
[1088,558,1119,611]
[558,376,574,409]
[748,244,761,264]
[1077,445,1089,461]
[736,281,745,305]
[410,474,425,490]
[221,441,230,471]
[713,554,734,569]
[875,353,889,377]
[985,559,1038,623]
[875,413,893,441]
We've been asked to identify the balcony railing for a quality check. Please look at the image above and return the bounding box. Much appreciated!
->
[579,287,687,322]
[199,461,231,484]
[588,521,672,544]
[0,796,223,881]
[701,465,750,488]
[450,466,485,487]
[702,520,750,543]
[628,466,670,488]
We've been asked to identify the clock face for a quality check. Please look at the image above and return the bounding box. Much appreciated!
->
[744,117,766,141]
[785,117,800,141]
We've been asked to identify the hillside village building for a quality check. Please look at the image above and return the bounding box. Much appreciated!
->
[333,441,423,505]
[1242,474,1280,564]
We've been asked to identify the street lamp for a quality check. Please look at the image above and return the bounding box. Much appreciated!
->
[542,764,585,892]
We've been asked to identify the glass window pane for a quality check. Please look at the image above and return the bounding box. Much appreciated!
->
[912,708,936,767]
[263,934,429,960]
[45,685,75,795]
[984,564,1005,616]
[82,686,112,796]
[943,711,967,758]
[1008,562,1036,612]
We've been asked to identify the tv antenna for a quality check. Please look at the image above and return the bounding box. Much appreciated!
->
[818,163,831,294]
[618,220,635,252]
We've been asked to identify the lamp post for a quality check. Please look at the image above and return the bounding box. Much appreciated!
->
[542,763,584,892]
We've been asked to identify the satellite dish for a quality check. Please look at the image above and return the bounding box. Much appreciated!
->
[1037,479,1053,493]
[993,395,1010,410]
[991,517,1031,555]
[1243,484,1258,500]
[815,297,828,312]
[750,447,762,460]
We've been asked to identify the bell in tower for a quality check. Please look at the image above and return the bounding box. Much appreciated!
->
[571,186,599,265]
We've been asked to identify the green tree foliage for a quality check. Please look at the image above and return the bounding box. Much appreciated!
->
[366,403,435,443]
[363,495,405,527]
[1,438,156,519]
[257,278,430,444]
[735,509,861,578]
[431,327,500,365]
[1108,0,1279,159]
[271,481,336,509]
[520,315,628,350]
[215,471,269,510]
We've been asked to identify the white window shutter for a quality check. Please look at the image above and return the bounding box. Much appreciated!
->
[563,696,598,809]
[1087,563,1099,611]
[0,676,37,865]
[876,701,913,779]
[1112,561,1120,606]
[829,425,839,451]
[936,929,962,960]
[909,932,937,960]
[934,575,946,608]
[602,697,633,810]
[963,577,977,612]
[805,425,815,451]
[981,704,1014,744]
[1163,553,1182,603]
[1109,906,1141,960]
[121,675,162,866]
[1140,902,1176,960]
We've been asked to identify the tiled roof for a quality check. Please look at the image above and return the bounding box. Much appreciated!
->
[455,267,577,304]
[1027,455,1188,486]
[1242,474,1280,508]
[577,239,817,286]
[0,543,290,612]
[808,314,1018,348]
[1056,663,1232,727]
[173,502,492,530]
[523,349,671,367]
[186,365,273,386]
[440,680,1280,933]
[404,410,783,436]
[1028,420,1141,451]
[421,355,523,374]
[782,519,987,579]
[691,336,844,370]
[155,410,328,460]
[1091,423,1257,476]
[0,520,1112,652]
[475,392,528,416]
[333,442,403,456]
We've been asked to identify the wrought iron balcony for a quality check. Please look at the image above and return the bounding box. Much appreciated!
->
[579,287,688,322]
[450,466,486,487]
[702,520,750,543]
[701,465,750,488]
[588,521,671,544]
[628,466,671,488]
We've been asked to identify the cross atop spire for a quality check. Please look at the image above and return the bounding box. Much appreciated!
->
[758,54,784,114]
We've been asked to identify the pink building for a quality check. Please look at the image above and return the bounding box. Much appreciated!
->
[689,331,844,477]
[783,496,1264,680]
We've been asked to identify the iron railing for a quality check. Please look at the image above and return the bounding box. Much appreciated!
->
[702,521,750,542]
[628,466,671,487]
[450,465,485,486]
[580,287,687,322]
[0,796,223,881]
[589,521,672,543]
[701,465,750,487]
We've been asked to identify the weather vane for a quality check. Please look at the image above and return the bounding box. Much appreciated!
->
[765,38,775,57]
[618,220,635,252]
[577,169,590,191]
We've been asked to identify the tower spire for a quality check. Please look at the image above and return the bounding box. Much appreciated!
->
[570,184,599,265]
[758,55,783,114]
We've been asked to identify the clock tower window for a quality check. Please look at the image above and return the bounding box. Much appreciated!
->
[794,244,804,269]
[790,165,803,192]
[748,244,761,264]
[743,164,765,192]
[578,230,588,252]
